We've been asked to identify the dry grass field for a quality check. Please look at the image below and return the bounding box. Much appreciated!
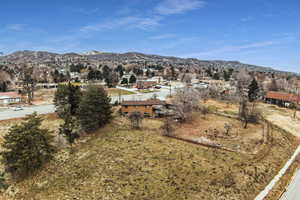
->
[0,113,297,200]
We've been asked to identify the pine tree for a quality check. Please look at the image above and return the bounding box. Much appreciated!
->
[77,85,112,133]
[0,113,55,178]
[129,75,137,84]
[248,78,260,102]
[59,113,79,148]
[121,78,128,85]
[54,83,81,118]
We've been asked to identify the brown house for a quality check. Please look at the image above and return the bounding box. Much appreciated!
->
[265,91,300,107]
[136,81,157,89]
[121,100,166,117]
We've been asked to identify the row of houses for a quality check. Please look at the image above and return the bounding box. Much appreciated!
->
[119,91,300,118]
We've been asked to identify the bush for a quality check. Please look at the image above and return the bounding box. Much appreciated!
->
[161,118,175,136]
[0,171,8,190]
[0,113,55,178]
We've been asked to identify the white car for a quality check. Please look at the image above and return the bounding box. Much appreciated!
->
[13,106,23,111]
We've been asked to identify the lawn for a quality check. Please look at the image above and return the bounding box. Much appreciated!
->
[2,114,297,200]
[138,89,159,93]
[106,88,135,96]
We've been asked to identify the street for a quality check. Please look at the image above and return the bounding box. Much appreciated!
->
[0,104,55,121]
[280,169,300,200]
[0,87,179,121]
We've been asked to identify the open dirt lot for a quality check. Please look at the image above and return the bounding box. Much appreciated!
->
[174,114,265,154]
[258,103,300,138]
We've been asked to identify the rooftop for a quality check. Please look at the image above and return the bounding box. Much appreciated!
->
[0,92,21,99]
[266,91,300,102]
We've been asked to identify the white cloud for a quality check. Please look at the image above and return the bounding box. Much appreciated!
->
[149,33,176,40]
[183,40,279,57]
[155,0,206,15]
[80,16,161,32]
[240,16,254,22]
[77,8,99,15]
[5,24,26,31]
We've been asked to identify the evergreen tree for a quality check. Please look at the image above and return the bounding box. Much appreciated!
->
[129,74,137,84]
[223,70,230,81]
[77,85,112,133]
[0,82,7,92]
[0,113,55,178]
[121,78,128,85]
[54,83,81,118]
[248,78,260,102]
[59,113,79,147]
[212,73,220,80]
[115,65,124,78]
[102,65,110,80]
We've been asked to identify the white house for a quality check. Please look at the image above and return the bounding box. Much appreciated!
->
[0,92,22,105]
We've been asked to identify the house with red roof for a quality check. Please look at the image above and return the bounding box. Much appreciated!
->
[265,91,300,107]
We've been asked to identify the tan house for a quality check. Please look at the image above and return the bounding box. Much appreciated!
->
[121,100,166,117]
[136,80,157,89]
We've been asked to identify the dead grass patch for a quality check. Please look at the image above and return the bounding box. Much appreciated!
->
[1,115,296,200]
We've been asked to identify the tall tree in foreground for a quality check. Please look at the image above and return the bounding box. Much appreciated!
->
[0,113,55,178]
[54,83,81,118]
[77,85,112,133]
[248,78,259,102]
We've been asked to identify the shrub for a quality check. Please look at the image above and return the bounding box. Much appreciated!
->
[161,118,175,136]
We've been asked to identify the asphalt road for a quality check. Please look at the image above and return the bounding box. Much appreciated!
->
[0,104,55,121]
[280,169,300,200]
[0,87,178,121]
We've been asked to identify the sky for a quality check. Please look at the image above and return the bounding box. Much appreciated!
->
[0,0,299,73]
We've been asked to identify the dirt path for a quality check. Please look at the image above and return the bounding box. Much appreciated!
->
[258,103,300,138]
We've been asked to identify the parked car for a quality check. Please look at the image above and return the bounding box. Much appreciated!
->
[13,106,23,111]
[154,86,161,89]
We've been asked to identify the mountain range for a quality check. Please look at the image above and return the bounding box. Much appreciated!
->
[0,50,295,75]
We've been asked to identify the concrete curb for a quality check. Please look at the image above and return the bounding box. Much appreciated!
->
[255,145,300,200]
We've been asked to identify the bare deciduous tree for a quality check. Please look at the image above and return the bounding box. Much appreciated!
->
[172,87,200,122]
[162,118,175,136]
[128,112,143,129]
[224,123,232,136]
